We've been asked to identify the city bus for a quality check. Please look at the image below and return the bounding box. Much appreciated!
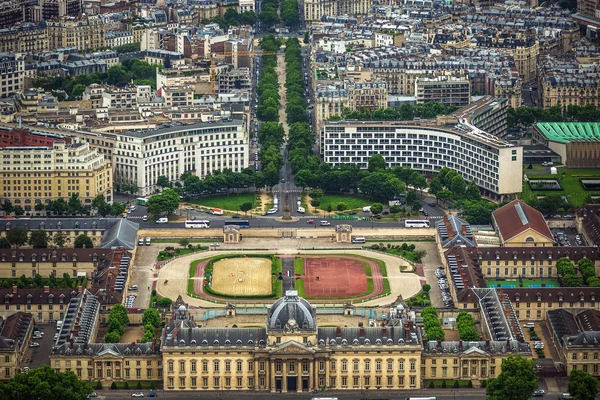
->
[136,197,148,206]
[184,220,211,229]
[224,219,250,228]
[404,220,430,228]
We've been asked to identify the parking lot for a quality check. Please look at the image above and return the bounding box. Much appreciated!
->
[22,323,58,370]
[551,228,586,247]
[435,266,455,308]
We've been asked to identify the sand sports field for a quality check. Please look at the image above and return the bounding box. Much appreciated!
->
[210,257,272,296]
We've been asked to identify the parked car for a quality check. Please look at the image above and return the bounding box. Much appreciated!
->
[132,393,144,398]
[29,342,40,348]
[532,389,545,397]
[142,215,148,221]
[531,336,541,341]
[306,220,315,224]
[523,323,535,329]
[87,393,98,398]
[147,393,158,398]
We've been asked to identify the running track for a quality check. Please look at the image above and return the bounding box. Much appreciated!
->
[192,255,386,303]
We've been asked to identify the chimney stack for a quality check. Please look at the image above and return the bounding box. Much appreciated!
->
[77,285,82,293]
[359,327,365,338]
[486,339,490,349]
[12,285,17,294]
[437,339,442,349]
[335,327,342,339]
[382,325,387,337]
[459,340,463,351]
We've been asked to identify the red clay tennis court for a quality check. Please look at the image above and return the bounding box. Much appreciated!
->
[303,257,368,298]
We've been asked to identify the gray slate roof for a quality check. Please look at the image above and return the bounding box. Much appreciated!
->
[101,219,139,249]
[0,218,119,232]
[317,326,416,346]
[53,342,160,357]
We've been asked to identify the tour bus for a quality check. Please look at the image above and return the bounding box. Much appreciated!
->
[184,220,210,229]
[351,237,366,244]
[224,219,250,228]
[136,197,148,206]
[404,219,430,228]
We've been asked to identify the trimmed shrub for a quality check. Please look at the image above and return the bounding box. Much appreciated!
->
[453,380,460,388]
[467,380,473,388]
[428,381,435,388]
[123,382,130,390]
[110,382,117,390]
[441,380,447,388]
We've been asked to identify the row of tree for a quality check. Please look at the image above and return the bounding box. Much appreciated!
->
[201,8,257,30]
[141,308,162,343]
[258,0,279,29]
[0,228,93,249]
[0,273,85,289]
[507,104,600,128]
[281,0,300,27]
[337,102,459,121]
[422,306,445,341]
[104,304,129,343]
[1,193,115,217]
[556,257,600,287]
[32,58,161,100]
[456,312,479,341]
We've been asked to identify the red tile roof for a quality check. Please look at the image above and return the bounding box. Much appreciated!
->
[492,200,553,243]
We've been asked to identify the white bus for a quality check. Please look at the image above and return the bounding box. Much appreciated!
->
[405,397,437,400]
[184,220,211,229]
[404,220,430,228]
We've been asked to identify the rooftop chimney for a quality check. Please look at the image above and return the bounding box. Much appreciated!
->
[77,285,82,293]
[359,327,365,338]
[486,339,490,349]
[335,327,342,338]
[459,340,463,351]
[12,285,17,294]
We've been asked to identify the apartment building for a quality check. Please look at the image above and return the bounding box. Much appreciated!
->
[0,139,113,210]
[0,286,84,323]
[144,49,185,67]
[105,31,133,48]
[322,118,522,199]
[0,53,24,99]
[347,81,387,112]
[0,248,114,279]
[0,23,49,54]
[161,292,422,392]
[303,0,370,22]
[102,86,138,109]
[47,15,106,52]
[537,56,599,109]
[415,75,471,107]
[238,0,254,12]
[157,86,195,107]
[114,121,248,196]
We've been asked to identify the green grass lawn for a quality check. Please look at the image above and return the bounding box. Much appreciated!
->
[294,257,304,275]
[157,246,208,261]
[426,380,473,388]
[189,192,256,212]
[524,167,600,207]
[295,278,305,296]
[318,194,373,210]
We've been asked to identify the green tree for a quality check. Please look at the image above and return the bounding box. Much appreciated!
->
[486,355,538,400]
[110,202,126,217]
[422,284,431,293]
[13,206,24,216]
[451,175,467,197]
[142,308,161,328]
[2,200,13,214]
[147,188,180,215]
[336,202,347,211]
[53,232,66,248]
[156,175,171,189]
[0,237,10,249]
[104,331,121,343]
[35,202,45,212]
[179,238,190,248]
[67,194,85,215]
[370,203,384,215]
[70,83,85,99]
[28,230,49,248]
[465,181,481,201]
[0,364,92,400]
[74,234,93,249]
[239,202,253,215]
[6,227,28,247]
[556,258,575,276]
[141,324,155,343]
[537,194,567,214]
[91,194,111,217]
[367,154,386,172]
[389,204,401,214]
[156,297,172,308]
[568,368,599,400]
[563,274,583,287]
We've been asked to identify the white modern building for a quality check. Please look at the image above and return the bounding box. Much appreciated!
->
[322,118,523,199]
[115,121,248,196]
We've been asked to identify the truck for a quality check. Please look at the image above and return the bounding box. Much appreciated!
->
[212,208,224,215]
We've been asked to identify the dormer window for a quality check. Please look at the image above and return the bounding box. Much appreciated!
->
[515,293,520,302]
[59,294,65,304]
[92,253,98,262]
[26,294,32,304]
[478,252,482,260]
[513,252,518,260]
[18,253,23,262]
[11,251,16,258]
[558,292,563,302]
[4,294,9,304]
[495,251,500,260]
[530,251,535,260]
[537,293,542,302]
[72,254,77,262]
[580,292,585,302]
[42,254,46,262]
[31,254,36,262]
[57,222,62,230]
[5,222,10,231]
[61,253,67,262]
[592,293,596,301]
[548,251,553,260]
[1,254,5,262]
[40,222,45,230]
[48,294,54,304]
[74,222,79,229]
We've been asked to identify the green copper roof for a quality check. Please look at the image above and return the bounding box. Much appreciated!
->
[536,122,600,144]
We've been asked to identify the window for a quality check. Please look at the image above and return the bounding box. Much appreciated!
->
[248,361,254,372]
[365,360,370,371]
[191,361,196,372]
[191,377,197,387]
[399,359,404,371]
[573,353,578,360]
[353,360,359,371]
[214,361,220,372]
[341,360,347,372]
[179,377,185,387]
[225,361,230,372]
[302,360,309,373]
[202,361,208,372]
[179,361,185,373]
[275,361,282,373]
[213,377,220,388]
[236,361,242,372]
[409,360,416,371]
[289,361,295,372]
[410,376,416,386]
[168,361,174,373]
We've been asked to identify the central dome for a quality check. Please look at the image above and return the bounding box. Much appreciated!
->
[267,290,317,332]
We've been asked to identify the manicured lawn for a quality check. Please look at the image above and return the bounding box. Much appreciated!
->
[486,279,561,288]
[524,167,600,207]
[294,257,304,275]
[318,194,373,210]
[295,278,305,296]
[157,246,208,261]
[405,292,431,307]
[189,192,256,212]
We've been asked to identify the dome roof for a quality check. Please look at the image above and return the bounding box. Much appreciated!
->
[267,291,316,332]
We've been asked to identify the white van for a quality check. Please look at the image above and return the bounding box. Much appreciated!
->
[156,217,168,224]
[363,206,371,212]
[320,221,331,226]
[351,237,366,244]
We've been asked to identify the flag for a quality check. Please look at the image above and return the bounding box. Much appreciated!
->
[286,270,291,277]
